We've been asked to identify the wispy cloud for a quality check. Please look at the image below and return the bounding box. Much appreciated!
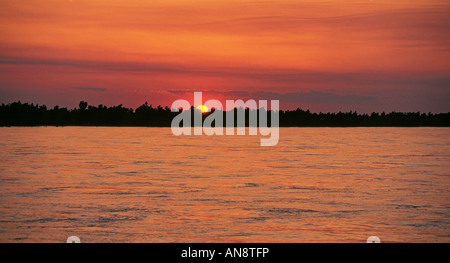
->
[72,87,106,92]
[0,55,187,74]
[167,89,376,105]
[2,54,449,90]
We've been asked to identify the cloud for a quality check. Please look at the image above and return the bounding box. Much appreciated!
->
[259,91,375,105]
[0,55,188,74]
[72,87,106,92]
[167,89,376,105]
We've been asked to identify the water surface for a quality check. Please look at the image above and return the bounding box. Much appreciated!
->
[0,127,449,242]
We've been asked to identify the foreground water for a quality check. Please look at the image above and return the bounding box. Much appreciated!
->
[0,127,449,242]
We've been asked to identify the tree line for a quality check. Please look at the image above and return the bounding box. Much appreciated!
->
[0,101,449,127]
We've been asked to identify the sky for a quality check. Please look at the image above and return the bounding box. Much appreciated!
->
[0,0,449,113]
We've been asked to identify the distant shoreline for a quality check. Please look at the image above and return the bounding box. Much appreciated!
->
[1,101,449,127]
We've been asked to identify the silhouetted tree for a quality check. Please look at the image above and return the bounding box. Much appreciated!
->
[79,101,88,111]
[0,100,449,127]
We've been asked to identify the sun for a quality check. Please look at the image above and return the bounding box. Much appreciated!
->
[196,105,209,113]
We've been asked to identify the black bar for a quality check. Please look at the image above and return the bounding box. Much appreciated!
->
[2,243,446,262]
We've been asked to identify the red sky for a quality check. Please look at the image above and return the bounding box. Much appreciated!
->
[0,0,449,113]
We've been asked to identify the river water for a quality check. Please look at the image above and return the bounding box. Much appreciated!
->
[0,127,449,242]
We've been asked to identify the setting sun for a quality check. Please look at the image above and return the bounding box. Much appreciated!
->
[196,105,209,113]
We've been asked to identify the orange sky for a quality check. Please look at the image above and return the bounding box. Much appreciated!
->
[0,0,449,112]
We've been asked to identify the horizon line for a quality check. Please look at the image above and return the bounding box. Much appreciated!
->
[2,100,450,115]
